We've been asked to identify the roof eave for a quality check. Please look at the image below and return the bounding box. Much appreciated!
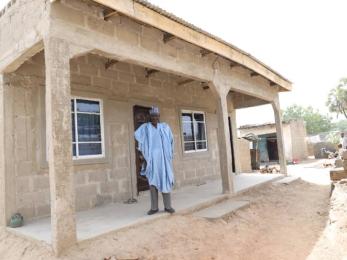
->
[88,0,292,91]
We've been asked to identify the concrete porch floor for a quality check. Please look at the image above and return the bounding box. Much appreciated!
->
[9,173,282,244]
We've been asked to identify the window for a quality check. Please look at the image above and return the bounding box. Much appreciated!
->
[181,110,208,152]
[71,98,104,159]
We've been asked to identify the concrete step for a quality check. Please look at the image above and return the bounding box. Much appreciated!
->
[272,176,300,185]
[193,200,250,220]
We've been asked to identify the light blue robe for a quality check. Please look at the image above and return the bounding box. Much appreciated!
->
[134,122,174,193]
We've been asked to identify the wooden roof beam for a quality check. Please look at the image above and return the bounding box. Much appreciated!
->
[104,10,117,20]
[163,32,175,44]
[145,68,159,78]
[178,79,194,86]
[105,59,118,70]
[250,71,259,77]
[200,49,212,57]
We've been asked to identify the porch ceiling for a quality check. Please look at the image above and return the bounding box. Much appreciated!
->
[83,0,292,92]
[232,92,269,109]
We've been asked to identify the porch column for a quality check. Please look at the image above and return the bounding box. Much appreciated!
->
[227,94,241,173]
[0,75,6,227]
[0,74,15,227]
[216,89,234,194]
[272,96,287,175]
[44,37,77,254]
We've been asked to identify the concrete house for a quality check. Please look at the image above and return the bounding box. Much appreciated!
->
[0,0,292,254]
[239,119,308,163]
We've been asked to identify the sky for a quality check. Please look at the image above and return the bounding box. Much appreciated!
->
[1,0,347,126]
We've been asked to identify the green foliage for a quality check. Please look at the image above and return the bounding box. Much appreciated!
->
[326,131,340,145]
[326,78,347,118]
[282,104,332,135]
[331,119,347,132]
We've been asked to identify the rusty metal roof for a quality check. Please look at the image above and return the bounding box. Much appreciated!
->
[134,0,291,84]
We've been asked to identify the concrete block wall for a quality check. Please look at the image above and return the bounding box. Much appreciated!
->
[236,138,252,172]
[289,120,308,160]
[0,0,45,67]
[8,49,221,220]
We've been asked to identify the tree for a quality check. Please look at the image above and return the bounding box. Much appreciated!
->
[282,104,332,135]
[326,78,347,118]
[332,119,347,132]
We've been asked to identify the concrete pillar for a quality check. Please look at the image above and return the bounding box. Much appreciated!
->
[0,74,16,227]
[215,89,234,194]
[0,75,6,227]
[44,37,77,254]
[227,93,241,173]
[272,96,287,175]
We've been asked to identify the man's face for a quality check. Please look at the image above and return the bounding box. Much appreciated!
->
[150,113,160,126]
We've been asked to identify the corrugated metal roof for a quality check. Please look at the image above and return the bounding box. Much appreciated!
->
[134,0,291,83]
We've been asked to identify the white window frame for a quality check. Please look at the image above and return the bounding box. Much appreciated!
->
[71,97,105,160]
[181,110,208,153]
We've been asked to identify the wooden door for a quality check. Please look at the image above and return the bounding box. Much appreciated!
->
[133,105,150,193]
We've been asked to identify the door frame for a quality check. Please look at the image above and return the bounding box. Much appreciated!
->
[133,105,151,193]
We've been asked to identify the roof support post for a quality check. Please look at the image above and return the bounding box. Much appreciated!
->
[44,37,77,255]
[0,74,16,228]
[227,93,241,174]
[210,82,234,194]
[0,74,5,228]
[272,96,287,176]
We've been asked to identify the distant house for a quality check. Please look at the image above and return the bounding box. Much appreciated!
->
[239,119,308,163]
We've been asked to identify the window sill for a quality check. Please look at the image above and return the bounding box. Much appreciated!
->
[73,157,109,166]
[181,150,211,160]
[40,157,109,169]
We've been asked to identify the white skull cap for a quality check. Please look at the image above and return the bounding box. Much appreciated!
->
[149,106,160,115]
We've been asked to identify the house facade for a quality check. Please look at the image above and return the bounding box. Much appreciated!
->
[0,0,292,254]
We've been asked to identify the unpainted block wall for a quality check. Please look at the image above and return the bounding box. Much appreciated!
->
[8,50,221,220]
[289,120,308,160]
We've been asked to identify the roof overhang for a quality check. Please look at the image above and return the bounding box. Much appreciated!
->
[60,0,293,91]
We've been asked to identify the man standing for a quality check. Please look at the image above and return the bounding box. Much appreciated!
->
[134,107,175,215]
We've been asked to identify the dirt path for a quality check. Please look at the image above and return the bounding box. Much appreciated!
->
[1,176,343,260]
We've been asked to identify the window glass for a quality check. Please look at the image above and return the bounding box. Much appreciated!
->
[77,114,101,142]
[194,113,204,122]
[72,144,77,157]
[182,122,194,142]
[196,141,207,150]
[78,143,102,156]
[194,122,206,141]
[184,142,195,151]
[71,98,103,158]
[72,113,76,142]
[181,111,207,152]
[77,99,100,113]
[181,113,193,122]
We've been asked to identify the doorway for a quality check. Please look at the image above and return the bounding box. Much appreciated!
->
[133,105,151,193]
[267,135,279,161]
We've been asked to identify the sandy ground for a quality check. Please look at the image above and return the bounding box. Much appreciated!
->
[1,163,346,260]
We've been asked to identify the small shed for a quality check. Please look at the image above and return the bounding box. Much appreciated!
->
[239,119,308,163]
